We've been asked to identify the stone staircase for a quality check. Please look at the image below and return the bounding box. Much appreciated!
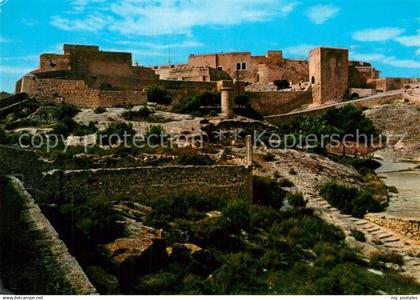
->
[307,196,420,282]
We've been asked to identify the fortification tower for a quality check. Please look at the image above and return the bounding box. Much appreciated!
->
[309,47,349,105]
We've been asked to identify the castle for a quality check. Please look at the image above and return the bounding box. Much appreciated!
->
[16,44,415,110]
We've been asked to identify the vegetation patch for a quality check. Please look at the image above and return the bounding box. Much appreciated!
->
[173,91,220,116]
[148,86,172,105]
[122,107,152,121]
[320,181,384,218]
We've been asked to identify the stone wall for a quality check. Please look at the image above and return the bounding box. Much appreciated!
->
[0,145,44,188]
[186,51,307,84]
[257,60,308,84]
[365,214,420,241]
[23,77,101,107]
[22,77,149,108]
[348,88,376,98]
[98,90,147,107]
[0,177,97,294]
[367,78,420,92]
[264,91,403,125]
[249,90,312,115]
[39,165,253,203]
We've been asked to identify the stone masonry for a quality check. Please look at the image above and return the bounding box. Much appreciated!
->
[6,177,97,295]
[309,47,349,105]
[39,165,253,203]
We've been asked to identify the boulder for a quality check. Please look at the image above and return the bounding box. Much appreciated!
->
[101,224,167,293]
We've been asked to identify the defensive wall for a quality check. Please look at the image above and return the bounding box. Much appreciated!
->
[368,77,420,92]
[18,75,221,108]
[0,145,253,204]
[39,165,253,203]
[0,176,97,294]
[264,91,404,125]
[249,90,312,116]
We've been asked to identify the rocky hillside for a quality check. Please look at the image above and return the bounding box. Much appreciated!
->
[365,100,420,162]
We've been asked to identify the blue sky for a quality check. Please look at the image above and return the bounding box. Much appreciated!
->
[1,0,419,92]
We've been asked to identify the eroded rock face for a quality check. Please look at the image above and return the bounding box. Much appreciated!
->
[101,223,167,293]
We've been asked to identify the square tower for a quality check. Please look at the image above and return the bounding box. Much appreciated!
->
[309,47,349,105]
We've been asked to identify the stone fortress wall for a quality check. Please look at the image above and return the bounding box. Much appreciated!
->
[1,177,97,295]
[17,44,229,108]
[16,43,419,110]
[249,90,312,115]
[170,50,309,84]
[39,165,253,204]
[0,146,253,204]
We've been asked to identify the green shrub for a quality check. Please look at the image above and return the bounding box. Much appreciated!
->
[0,127,9,144]
[351,230,366,242]
[147,86,172,105]
[54,104,80,120]
[98,122,136,146]
[172,91,220,115]
[145,195,224,227]
[351,192,383,218]
[94,107,107,114]
[52,118,97,138]
[370,252,404,268]
[175,153,214,166]
[277,105,380,153]
[51,117,77,137]
[221,199,251,233]
[59,196,123,243]
[262,152,275,162]
[145,125,166,146]
[320,181,384,217]
[288,192,306,208]
[253,176,286,209]
[136,272,179,295]
[234,94,250,106]
[273,79,290,90]
[122,106,152,121]
[278,178,294,187]
[323,105,378,138]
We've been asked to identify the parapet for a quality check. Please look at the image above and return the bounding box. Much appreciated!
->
[64,44,100,54]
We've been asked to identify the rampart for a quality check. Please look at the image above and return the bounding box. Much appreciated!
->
[39,165,253,203]
[367,77,420,92]
[0,145,44,188]
[19,76,222,108]
[0,177,97,294]
[249,90,312,115]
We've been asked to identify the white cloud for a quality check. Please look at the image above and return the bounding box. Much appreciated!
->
[350,52,420,69]
[50,14,108,32]
[116,40,204,50]
[352,27,404,42]
[284,44,316,56]
[21,18,39,27]
[71,0,106,12]
[306,4,339,25]
[280,2,300,14]
[396,35,420,47]
[51,0,298,36]
[1,55,38,62]
[0,65,33,74]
